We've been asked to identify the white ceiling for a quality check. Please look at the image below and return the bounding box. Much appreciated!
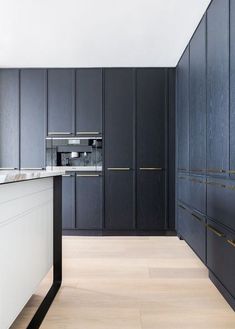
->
[0,0,211,68]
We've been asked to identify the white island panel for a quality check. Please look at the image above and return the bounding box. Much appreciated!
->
[0,178,54,329]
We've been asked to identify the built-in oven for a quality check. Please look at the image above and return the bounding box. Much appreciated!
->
[46,137,102,171]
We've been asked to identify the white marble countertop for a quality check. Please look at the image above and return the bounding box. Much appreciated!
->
[46,166,102,172]
[0,170,65,184]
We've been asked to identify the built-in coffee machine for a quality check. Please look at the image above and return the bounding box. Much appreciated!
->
[46,137,102,170]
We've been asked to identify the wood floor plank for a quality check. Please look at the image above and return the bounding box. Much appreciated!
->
[11,237,235,329]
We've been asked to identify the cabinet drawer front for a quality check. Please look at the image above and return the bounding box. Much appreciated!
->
[76,175,103,230]
[178,176,206,212]
[178,206,206,262]
[105,171,135,230]
[207,220,235,298]
[62,175,75,229]
[207,179,235,231]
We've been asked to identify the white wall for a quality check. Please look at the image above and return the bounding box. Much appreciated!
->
[0,0,210,67]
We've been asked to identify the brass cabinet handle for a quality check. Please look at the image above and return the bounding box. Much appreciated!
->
[207,169,226,173]
[107,168,130,171]
[227,240,235,248]
[139,168,163,171]
[48,132,73,135]
[192,213,202,222]
[76,132,100,135]
[190,169,206,172]
[207,224,225,237]
[76,174,100,177]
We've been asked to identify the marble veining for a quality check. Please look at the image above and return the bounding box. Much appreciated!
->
[0,170,64,185]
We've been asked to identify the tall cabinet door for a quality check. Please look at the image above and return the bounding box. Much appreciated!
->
[177,47,190,172]
[189,16,206,173]
[207,0,229,174]
[48,69,75,136]
[0,69,19,169]
[76,69,102,135]
[136,69,167,230]
[230,0,235,173]
[20,69,47,169]
[62,174,76,229]
[76,174,103,230]
[104,69,135,230]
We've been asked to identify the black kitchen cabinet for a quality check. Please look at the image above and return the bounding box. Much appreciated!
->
[76,69,102,135]
[207,219,235,302]
[104,68,135,168]
[105,171,135,230]
[178,205,206,263]
[207,0,229,173]
[178,175,206,213]
[177,47,189,172]
[137,171,165,230]
[136,68,166,168]
[76,173,103,230]
[0,69,19,169]
[189,16,206,173]
[230,0,235,173]
[136,69,167,230]
[207,178,235,232]
[20,69,47,169]
[62,174,76,229]
[48,69,75,136]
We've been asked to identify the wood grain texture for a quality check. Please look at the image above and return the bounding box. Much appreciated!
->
[207,0,230,172]
[11,237,235,329]
[189,16,206,172]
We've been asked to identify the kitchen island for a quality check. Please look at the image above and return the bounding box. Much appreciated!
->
[0,170,64,329]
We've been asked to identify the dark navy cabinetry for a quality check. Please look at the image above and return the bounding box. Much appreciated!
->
[76,173,103,230]
[0,69,20,169]
[189,16,206,173]
[76,69,102,135]
[104,68,135,230]
[48,69,75,136]
[177,47,189,172]
[20,69,47,169]
[177,0,235,311]
[62,173,76,229]
[136,69,167,230]
[207,0,230,174]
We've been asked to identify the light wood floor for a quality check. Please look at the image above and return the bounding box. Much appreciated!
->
[11,236,235,329]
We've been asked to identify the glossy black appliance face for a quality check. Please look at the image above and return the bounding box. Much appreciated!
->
[46,137,102,168]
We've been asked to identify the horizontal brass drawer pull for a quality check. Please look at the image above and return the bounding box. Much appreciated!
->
[107,168,130,171]
[207,169,226,173]
[48,132,72,135]
[76,174,100,177]
[189,178,204,184]
[76,131,100,135]
[190,169,206,172]
[207,181,223,187]
[139,167,163,171]
[227,240,235,248]
[207,224,225,238]
[192,213,202,222]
